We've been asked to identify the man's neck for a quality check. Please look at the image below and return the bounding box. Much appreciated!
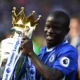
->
[46,47,55,52]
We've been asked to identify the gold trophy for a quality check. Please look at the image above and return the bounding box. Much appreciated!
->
[0,7,41,80]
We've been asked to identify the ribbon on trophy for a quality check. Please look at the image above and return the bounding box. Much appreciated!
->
[1,7,41,80]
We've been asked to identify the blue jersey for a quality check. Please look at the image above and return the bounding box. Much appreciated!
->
[11,41,78,80]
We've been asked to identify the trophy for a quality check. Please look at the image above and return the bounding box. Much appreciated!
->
[0,7,41,80]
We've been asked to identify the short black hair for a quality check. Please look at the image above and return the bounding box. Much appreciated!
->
[48,11,70,31]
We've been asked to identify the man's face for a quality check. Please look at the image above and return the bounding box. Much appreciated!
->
[44,16,65,48]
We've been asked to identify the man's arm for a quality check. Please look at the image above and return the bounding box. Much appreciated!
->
[29,52,64,80]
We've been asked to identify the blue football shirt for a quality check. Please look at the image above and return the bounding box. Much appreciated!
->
[37,41,78,80]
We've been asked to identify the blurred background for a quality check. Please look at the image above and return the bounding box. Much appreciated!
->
[0,0,80,79]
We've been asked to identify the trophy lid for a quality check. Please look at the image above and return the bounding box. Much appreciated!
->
[12,7,42,37]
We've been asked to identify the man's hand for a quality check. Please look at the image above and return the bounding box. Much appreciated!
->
[20,36,33,56]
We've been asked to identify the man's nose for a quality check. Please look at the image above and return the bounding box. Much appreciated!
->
[48,28,53,32]
[47,28,53,34]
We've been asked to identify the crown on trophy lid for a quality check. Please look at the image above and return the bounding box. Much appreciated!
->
[12,7,42,38]
[12,7,42,29]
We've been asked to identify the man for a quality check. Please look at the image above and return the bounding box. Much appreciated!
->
[12,10,78,80]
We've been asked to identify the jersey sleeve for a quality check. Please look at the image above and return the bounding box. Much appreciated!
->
[53,50,78,75]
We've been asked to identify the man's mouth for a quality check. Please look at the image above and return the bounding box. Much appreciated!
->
[46,35,55,40]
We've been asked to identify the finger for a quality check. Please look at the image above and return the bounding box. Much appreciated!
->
[21,40,25,43]
[18,47,22,53]
[22,40,29,47]
[18,42,24,53]
[22,36,29,40]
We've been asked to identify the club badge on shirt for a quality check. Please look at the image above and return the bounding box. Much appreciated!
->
[49,54,55,63]
[60,57,70,67]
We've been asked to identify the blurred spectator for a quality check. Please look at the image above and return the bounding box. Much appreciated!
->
[65,16,80,80]
[65,16,80,51]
